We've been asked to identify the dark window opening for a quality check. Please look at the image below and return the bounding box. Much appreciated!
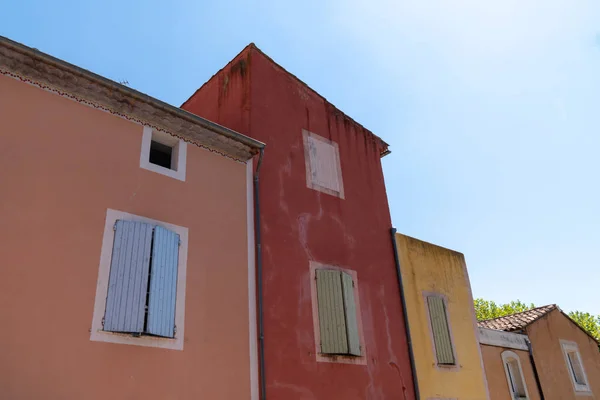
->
[149,140,173,169]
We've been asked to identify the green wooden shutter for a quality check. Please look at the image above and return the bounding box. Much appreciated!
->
[341,272,361,356]
[316,269,348,354]
[427,296,455,365]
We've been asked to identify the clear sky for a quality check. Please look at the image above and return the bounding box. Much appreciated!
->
[2,0,599,314]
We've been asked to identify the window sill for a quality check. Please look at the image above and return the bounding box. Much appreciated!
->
[574,388,593,397]
[435,363,461,371]
[91,329,182,350]
[140,160,186,181]
[317,352,366,365]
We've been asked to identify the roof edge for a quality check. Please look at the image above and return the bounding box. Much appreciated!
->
[478,304,557,327]
[0,36,264,162]
[181,42,390,157]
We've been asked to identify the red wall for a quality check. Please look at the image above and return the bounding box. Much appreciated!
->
[183,45,415,400]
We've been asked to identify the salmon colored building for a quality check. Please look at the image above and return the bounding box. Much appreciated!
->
[394,233,489,400]
[479,305,600,400]
[0,36,263,399]
[183,45,416,399]
[479,327,542,400]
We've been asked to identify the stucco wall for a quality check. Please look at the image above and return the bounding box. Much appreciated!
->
[183,46,416,400]
[480,345,541,400]
[396,234,488,400]
[0,73,253,399]
[526,309,600,400]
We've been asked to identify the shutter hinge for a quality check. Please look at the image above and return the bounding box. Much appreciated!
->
[173,325,177,335]
[113,222,117,231]
[101,317,105,327]
[178,238,181,246]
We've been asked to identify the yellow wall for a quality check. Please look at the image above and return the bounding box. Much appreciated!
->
[396,234,489,400]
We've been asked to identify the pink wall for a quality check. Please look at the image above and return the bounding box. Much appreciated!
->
[183,45,416,400]
[0,73,254,399]
[527,310,600,399]
[481,345,541,400]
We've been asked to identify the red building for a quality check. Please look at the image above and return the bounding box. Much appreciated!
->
[182,44,416,400]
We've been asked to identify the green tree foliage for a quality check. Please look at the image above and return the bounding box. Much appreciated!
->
[568,311,600,341]
[474,298,600,342]
[474,298,535,321]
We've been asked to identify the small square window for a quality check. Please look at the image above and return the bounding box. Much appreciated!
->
[140,126,187,181]
[150,140,174,170]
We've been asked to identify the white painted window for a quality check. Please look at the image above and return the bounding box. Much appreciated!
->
[91,209,188,350]
[561,340,591,393]
[502,351,529,400]
[303,130,344,198]
[140,126,187,181]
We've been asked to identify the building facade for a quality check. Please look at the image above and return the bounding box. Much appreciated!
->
[0,37,263,399]
[183,45,416,399]
[394,233,489,400]
[480,305,600,400]
[479,328,542,400]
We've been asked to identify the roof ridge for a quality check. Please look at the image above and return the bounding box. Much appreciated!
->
[181,42,390,152]
[478,304,556,323]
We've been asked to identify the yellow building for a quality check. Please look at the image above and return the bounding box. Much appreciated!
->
[394,232,489,400]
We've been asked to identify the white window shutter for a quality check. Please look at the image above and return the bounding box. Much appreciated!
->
[104,220,153,334]
[308,136,341,193]
[146,225,180,338]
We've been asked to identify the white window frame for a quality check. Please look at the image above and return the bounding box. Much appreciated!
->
[561,340,591,394]
[90,208,188,350]
[302,130,344,199]
[309,261,366,365]
[501,351,530,400]
[140,126,187,181]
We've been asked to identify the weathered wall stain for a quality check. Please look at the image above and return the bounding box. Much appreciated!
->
[183,44,414,400]
[396,233,489,400]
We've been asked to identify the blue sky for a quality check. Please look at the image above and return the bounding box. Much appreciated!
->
[3,0,600,314]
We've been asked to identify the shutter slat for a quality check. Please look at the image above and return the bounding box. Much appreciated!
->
[146,226,179,338]
[104,220,153,333]
[427,296,455,365]
[341,272,361,356]
[316,269,348,354]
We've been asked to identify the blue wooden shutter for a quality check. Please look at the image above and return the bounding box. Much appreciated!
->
[104,220,153,333]
[341,272,361,356]
[146,225,180,338]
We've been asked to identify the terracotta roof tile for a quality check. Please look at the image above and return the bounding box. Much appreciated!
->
[477,304,557,332]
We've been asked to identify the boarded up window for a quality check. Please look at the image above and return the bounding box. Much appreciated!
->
[104,220,180,338]
[427,295,455,365]
[316,269,360,356]
[304,131,344,198]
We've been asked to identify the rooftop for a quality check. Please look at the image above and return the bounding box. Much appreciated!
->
[477,304,557,332]
[0,35,264,162]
